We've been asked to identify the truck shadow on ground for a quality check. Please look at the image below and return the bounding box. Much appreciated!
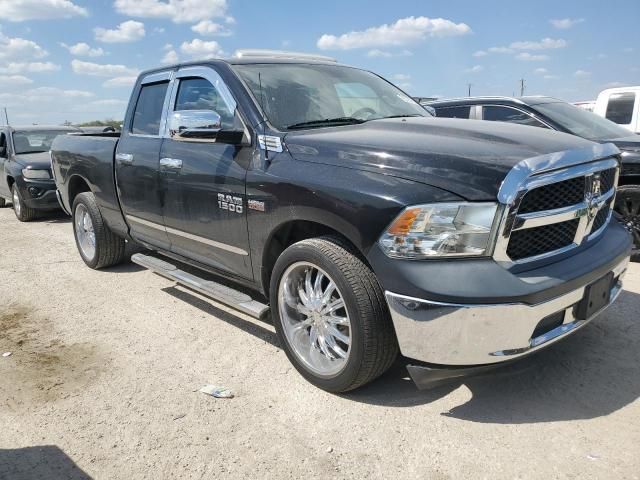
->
[0,446,91,480]
[31,211,71,224]
[346,289,640,424]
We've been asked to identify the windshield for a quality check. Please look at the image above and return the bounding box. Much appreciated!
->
[233,63,427,130]
[534,102,633,141]
[12,130,72,154]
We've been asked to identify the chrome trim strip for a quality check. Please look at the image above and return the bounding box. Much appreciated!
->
[385,256,628,365]
[126,215,249,256]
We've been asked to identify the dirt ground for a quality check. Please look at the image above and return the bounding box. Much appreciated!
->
[1,207,639,480]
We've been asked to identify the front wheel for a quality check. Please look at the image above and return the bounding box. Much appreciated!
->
[72,192,126,269]
[615,186,640,261]
[270,237,398,392]
[12,184,38,222]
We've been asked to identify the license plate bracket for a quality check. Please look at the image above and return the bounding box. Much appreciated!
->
[575,273,614,320]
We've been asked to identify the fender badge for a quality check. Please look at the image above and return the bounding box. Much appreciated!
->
[248,199,266,212]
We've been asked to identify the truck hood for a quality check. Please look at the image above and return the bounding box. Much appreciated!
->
[284,117,596,200]
[14,151,51,169]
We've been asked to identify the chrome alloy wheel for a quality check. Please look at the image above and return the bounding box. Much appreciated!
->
[75,204,96,260]
[278,262,352,376]
[12,187,21,217]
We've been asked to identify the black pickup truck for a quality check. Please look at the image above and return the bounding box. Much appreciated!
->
[51,52,632,392]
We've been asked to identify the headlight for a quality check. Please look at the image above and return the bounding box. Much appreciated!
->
[22,168,50,180]
[379,202,498,259]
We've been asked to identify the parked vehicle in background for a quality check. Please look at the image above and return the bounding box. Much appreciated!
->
[51,52,631,392]
[78,126,118,134]
[424,96,640,257]
[594,86,640,134]
[574,100,596,112]
[0,125,80,221]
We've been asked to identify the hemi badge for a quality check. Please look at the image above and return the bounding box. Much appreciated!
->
[248,199,266,212]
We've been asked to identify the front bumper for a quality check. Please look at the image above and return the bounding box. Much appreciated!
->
[17,179,60,210]
[386,257,627,366]
[373,220,632,366]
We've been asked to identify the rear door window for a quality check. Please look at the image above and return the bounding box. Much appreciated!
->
[434,105,471,119]
[482,105,548,128]
[605,92,636,125]
[131,81,169,136]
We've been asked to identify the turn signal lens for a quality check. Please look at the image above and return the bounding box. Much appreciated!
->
[379,203,498,259]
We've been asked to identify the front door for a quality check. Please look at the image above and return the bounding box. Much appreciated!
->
[0,129,11,198]
[116,72,172,250]
[159,66,252,279]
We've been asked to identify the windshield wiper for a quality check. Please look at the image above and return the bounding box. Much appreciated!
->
[286,117,366,130]
[16,150,47,154]
[378,114,424,119]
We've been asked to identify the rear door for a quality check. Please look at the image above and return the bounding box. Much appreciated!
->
[159,66,252,278]
[115,71,173,249]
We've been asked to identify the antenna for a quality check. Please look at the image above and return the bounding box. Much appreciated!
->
[519,78,526,96]
[3,108,8,126]
[258,72,269,162]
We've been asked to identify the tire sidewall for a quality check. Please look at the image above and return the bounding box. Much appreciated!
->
[72,193,99,268]
[11,184,27,221]
[270,241,366,392]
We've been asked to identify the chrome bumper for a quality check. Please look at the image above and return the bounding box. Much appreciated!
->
[385,257,629,366]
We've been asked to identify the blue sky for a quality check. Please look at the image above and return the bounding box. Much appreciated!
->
[0,0,638,124]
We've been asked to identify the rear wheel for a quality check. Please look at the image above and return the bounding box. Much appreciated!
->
[614,186,640,261]
[270,236,398,392]
[72,192,126,269]
[12,184,38,222]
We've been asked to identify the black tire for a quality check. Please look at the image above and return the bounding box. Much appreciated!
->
[0,197,6,208]
[270,236,398,392]
[11,184,38,222]
[615,185,640,261]
[72,192,126,269]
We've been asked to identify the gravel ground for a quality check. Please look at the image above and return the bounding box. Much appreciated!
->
[1,207,639,480]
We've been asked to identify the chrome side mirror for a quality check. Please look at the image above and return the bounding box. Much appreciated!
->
[422,105,436,117]
[169,110,222,142]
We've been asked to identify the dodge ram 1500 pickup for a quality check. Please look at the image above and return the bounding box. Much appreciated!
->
[51,51,632,392]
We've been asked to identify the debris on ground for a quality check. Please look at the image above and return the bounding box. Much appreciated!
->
[199,385,234,398]
[2,352,12,357]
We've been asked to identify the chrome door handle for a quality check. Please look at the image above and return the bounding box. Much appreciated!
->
[116,153,134,165]
[160,157,183,170]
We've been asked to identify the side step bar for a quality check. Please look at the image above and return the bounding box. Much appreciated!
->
[131,253,270,320]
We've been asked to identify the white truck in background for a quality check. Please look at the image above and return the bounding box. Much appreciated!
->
[594,86,640,134]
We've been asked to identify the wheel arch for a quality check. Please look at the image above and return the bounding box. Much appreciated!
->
[260,218,368,297]
[67,174,92,209]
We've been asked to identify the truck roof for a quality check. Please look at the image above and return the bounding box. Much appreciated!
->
[424,96,564,107]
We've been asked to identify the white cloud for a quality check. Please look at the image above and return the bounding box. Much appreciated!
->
[180,39,224,59]
[317,16,471,50]
[543,74,558,80]
[89,99,128,107]
[488,46,513,54]
[574,70,591,77]
[114,0,229,23]
[534,68,548,74]
[472,50,487,57]
[366,49,413,58]
[71,59,139,77]
[392,74,411,81]
[161,49,179,64]
[510,38,567,50]
[26,87,94,98]
[0,0,87,22]
[0,35,48,60]
[95,21,146,44]
[550,18,584,29]
[61,42,105,57]
[0,75,33,86]
[191,20,232,37]
[465,65,484,73]
[604,81,627,88]
[516,52,549,61]
[103,76,138,88]
[0,62,60,74]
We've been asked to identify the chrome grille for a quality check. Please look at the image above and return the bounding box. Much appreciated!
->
[494,151,620,264]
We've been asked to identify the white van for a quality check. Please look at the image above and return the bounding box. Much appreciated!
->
[594,86,640,133]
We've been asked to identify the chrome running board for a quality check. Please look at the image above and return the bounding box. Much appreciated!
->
[131,253,269,320]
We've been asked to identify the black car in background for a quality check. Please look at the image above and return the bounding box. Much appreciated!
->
[0,125,80,221]
[425,96,640,256]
